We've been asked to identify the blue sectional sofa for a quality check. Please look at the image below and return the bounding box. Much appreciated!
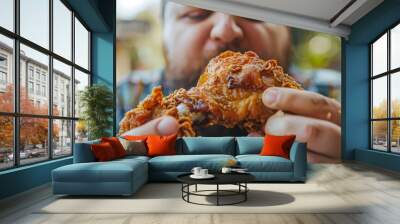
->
[52,137,307,196]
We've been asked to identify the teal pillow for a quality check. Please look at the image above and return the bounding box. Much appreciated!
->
[181,137,235,155]
[236,137,264,155]
[73,139,101,163]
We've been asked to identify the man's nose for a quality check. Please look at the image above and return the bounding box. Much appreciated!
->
[210,14,244,44]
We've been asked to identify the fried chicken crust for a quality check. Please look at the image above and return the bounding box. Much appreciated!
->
[119,51,302,136]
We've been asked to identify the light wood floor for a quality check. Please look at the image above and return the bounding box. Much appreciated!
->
[1,162,400,224]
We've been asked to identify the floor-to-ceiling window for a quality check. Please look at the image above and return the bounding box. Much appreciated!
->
[370,22,400,153]
[0,0,91,170]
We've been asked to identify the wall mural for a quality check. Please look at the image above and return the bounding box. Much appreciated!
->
[116,0,341,163]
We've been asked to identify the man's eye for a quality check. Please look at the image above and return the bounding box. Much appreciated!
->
[183,11,212,21]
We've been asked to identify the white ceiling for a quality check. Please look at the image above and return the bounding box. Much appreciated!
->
[228,0,353,22]
[171,0,384,38]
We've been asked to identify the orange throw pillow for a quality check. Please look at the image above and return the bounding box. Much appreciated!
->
[101,137,126,158]
[91,142,117,161]
[146,134,177,157]
[260,134,296,159]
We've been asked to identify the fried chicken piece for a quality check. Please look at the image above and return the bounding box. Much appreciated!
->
[119,51,302,136]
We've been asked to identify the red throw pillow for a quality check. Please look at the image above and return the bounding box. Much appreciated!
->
[91,142,117,161]
[260,134,296,159]
[146,134,177,157]
[101,137,126,158]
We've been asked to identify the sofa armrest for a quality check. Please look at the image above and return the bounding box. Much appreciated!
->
[289,142,307,181]
[73,140,100,163]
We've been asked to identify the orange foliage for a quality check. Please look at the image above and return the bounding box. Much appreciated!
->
[0,84,59,149]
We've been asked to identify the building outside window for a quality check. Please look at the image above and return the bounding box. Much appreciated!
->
[41,73,46,83]
[0,0,91,170]
[28,66,34,80]
[0,54,7,88]
[0,71,7,86]
[0,54,7,67]
[41,85,46,97]
[28,81,34,94]
[35,83,40,95]
[35,70,40,81]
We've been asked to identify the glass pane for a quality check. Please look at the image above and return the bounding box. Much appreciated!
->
[53,0,72,60]
[53,59,72,117]
[75,120,88,143]
[20,0,49,49]
[20,44,49,115]
[391,72,400,118]
[74,69,89,118]
[0,0,14,31]
[372,76,387,119]
[74,17,89,70]
[372,33,387,76]
[0,116,14,170]
[391,24,400,70]
[372,121,388,151]
[391,120,400,153]
[20,117,49,165]
[53,119,72,157]
[0,35,14,112]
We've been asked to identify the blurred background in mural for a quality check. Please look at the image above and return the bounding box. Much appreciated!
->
[116,0,341,104]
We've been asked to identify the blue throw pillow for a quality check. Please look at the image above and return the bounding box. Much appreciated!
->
[236,137,264,155]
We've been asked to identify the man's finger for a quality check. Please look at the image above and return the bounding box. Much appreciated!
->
[120,116,179,136]
[262,87,341,125]
[265,112,341,159]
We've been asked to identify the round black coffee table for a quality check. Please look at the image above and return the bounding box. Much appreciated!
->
[177,173,255,206]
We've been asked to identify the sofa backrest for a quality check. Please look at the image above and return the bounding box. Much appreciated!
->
[178,137,236,155]
[235,137,264,155]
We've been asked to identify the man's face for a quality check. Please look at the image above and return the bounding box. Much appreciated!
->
[163,3,291,89]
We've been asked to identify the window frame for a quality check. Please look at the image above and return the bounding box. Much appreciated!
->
[0,0,92,171]
[370,20,400,154]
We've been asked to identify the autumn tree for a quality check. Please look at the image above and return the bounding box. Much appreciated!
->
[372,99,400,143]
[0,84,59,152]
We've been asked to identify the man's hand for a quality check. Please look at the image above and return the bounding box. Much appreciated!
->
[262,87,341,163]
[120,116,179,136]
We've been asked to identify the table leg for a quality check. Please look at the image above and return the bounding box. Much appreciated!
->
[245,183,247,201]
[187,184,190,202]
[217,184,219,206]
[195,184,197,192]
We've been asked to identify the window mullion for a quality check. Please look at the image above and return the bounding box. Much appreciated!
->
[13,0,20,167]
[48,0,53,160]
[370,44,373,149]
[388,30,391,153]
[71,10,76,155]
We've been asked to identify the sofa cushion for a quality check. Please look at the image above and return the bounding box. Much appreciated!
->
[52,158,147,183]
[236,137,263,155]
[180,137,235,155]
[149,154,235,172]
[114,155,150,163]
[236,155,293,172]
